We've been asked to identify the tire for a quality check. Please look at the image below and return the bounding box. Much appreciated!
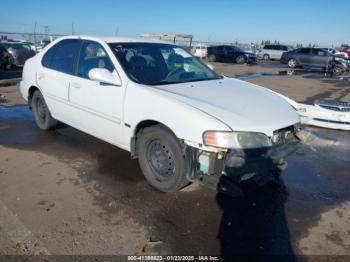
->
[31,90,58,130]
[333,65,344,76]
[235,55,246,64]
[288,59,297,68]
[137,125,191,192]
[263,54,270,61]
[208,54,216,62]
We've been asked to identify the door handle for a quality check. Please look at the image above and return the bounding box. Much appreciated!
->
[71,82,80,89]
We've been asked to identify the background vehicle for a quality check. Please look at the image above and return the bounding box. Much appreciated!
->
[20,36,300,193]
[36,39,51,52]
[258,44,294,60]
[207,45,256,64]
[191,44,207,58]
[0,44,10,69]
[1,42,36,67]
[8,39,37,52]
[281,47,349,74]
[340,47,350,57]
[320,47,348,58]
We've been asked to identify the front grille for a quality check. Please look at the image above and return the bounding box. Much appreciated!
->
[315,99,350,112]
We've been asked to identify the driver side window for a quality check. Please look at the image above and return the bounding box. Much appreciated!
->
[76,41,115,79]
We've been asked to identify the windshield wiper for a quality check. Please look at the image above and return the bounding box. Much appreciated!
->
[148,77,220,86]
[147,80,173,86]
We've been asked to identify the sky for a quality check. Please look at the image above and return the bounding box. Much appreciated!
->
[0,0,349,46]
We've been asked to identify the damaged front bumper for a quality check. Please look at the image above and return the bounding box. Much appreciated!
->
[224,138,299,182]
[187,133,300,188]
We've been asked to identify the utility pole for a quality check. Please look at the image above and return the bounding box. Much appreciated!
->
[115,26,119,36]
[34,21,37,45]
[72,23,75,35]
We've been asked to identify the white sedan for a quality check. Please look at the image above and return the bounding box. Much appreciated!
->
[20,36,300,192]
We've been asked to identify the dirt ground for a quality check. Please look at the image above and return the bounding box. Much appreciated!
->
[0,62,350,259]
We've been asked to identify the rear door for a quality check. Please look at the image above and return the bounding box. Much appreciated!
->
[276,46,288,59]
[214,46,225,61]
[269,45,278,59]
[38,39,80,104]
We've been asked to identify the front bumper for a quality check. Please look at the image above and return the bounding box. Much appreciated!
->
[194,132,300,180]
[246,56,257,63]
[223,138,299,182]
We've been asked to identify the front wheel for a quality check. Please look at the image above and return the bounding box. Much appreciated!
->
[208,54,216,62]
[32,90,58,130]
[332,65,344,76]
[288,59,297,68]
[235,55,246,64]
[137,125,192,192]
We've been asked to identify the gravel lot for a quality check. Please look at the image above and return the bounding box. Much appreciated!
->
[0,62,350,259]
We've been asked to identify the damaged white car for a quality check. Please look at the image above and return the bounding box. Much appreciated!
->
[20,36,301,192]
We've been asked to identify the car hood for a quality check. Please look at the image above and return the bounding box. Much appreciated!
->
[151,78,299,136]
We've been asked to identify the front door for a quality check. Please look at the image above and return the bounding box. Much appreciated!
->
[310,49,330,68]
[68,40,124,145]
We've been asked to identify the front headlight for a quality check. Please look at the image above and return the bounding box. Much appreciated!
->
[203,131,272,149]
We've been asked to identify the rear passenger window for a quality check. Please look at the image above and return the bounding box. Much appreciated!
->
[42,45,56,67]
[50,39,80,74]
[298,48,311,54]
[76,41,115,79]
[277,46,287,51]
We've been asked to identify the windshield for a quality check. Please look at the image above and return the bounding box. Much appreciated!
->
[109,43,220,85]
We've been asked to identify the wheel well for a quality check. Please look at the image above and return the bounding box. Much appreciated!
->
[28,86,39,107]
[131,120,176,158]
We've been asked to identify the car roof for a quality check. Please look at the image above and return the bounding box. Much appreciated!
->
[56,35,171,45]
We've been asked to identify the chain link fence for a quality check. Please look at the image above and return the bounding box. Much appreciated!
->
[0,32,65,45]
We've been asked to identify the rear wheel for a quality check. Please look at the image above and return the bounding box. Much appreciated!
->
[263,54,270,61]
[137,125,191,192]
[32,90,58,130]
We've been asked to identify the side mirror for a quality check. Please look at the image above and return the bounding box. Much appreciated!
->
[88,68,121,86]
[206,64,214,70]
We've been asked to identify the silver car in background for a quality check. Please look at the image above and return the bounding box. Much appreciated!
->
[258,44,294,60]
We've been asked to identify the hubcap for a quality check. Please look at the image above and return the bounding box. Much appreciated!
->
[237,56,244,63]
[289,60,296,67]
[147,139,175,181]
[36,97,46,124]
[333,67,342,75]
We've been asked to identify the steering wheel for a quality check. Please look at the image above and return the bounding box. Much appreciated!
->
[166,68,185,81]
